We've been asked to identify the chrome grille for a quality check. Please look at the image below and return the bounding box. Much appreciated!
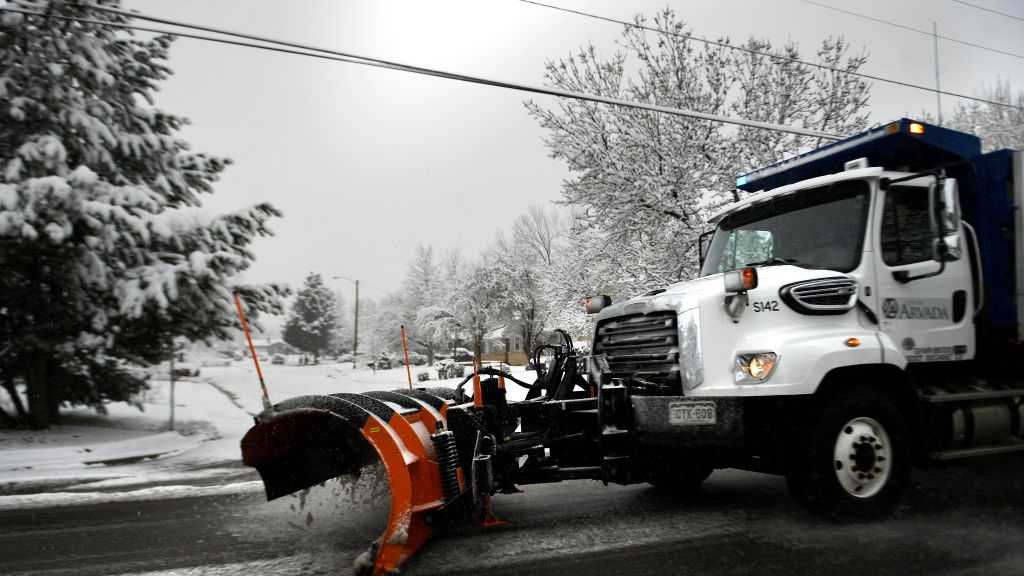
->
[781,277,858,314]
[594,311,680,393]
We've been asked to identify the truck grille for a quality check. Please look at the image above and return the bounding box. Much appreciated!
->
[594,311,681,393]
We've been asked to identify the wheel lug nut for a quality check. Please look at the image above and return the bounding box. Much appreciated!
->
[877,456,886,462]
[874,467,881,473]
[867,474,874,480]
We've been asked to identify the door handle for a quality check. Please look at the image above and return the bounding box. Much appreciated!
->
[962,221,984,317]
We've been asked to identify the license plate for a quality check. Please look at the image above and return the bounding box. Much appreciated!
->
[668,401,716,426]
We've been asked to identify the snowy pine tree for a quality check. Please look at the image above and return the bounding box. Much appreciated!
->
[0,1,286,427]
[282,273,339,362]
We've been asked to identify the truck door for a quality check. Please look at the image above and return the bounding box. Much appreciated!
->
[873,178,976,362]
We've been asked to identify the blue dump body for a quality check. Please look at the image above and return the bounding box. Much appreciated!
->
[736,118,1018,340]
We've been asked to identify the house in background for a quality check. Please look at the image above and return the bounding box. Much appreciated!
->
[481,323,527,365]
[481,318,596,366]
[481,322,567,365]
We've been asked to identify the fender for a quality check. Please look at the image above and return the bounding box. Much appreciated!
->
[696,328,904,397]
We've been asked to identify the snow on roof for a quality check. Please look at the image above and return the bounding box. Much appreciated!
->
[484,325,510,340]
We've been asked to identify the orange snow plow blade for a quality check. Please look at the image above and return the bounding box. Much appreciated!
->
[241,390,457,575]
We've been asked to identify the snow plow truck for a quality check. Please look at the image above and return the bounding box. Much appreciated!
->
[240,118,1024,574]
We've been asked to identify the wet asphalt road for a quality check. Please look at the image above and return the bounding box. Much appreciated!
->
[2,456,1023,576]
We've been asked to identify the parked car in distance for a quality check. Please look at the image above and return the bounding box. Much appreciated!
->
[434,359,465,380]
[368,355,392,370]
[399,351,427,366]
[452,347,474,362]
[199,355,231,367]
[151,360,199,378]
[271,353,286,365]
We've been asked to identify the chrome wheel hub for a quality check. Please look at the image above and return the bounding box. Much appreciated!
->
[833,416,891,498]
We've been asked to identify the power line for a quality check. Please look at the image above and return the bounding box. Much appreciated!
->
[0,4,841,140]
[801,0,1024,60]
[952,0,1024,23]
[517,0,1023,111]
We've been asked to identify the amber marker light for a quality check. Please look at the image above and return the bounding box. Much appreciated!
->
[723,267,758,294]
[908,122,925,135]
[845,337,861,348]
[741,267,757,291]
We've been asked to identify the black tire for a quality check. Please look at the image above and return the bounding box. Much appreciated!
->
[786,387,911,517]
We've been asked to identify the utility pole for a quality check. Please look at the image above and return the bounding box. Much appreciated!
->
[168,337,176,431]
[331,275,360,370]
[353,279,359,370]
[933,22,942,125]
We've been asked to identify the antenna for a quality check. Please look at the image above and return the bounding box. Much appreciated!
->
[233,292,273,412]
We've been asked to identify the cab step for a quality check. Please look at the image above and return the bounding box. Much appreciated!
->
[920,388,1024,403]
[928,438,1024,461]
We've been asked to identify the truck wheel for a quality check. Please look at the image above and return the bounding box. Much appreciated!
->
[786,389,910,517]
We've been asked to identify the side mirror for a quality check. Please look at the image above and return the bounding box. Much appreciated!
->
[697,229,715,268]
[930,177,962,262]
[584,295,612,314]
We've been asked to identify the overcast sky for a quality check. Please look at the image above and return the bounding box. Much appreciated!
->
[128,0,1024,301]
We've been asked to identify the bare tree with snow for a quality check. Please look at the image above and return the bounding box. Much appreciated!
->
[511,205,566,266]
[946,80,1024,152]
[526,9,872,314]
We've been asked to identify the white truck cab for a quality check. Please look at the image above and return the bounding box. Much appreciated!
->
[587,119,1024,515]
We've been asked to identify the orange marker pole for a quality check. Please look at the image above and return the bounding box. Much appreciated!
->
[472,342,482,407]
[400,324,413,390]
[234,293,272,412]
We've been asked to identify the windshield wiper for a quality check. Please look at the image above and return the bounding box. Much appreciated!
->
[743,257,806,268]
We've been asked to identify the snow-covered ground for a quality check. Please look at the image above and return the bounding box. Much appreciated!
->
[0,359,536,501]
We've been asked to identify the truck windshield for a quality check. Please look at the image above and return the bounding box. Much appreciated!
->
[700,179,870,276]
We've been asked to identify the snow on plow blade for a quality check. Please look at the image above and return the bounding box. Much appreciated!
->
[241,390,455,575]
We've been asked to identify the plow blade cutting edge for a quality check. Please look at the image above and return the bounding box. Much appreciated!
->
[241,390,456,575]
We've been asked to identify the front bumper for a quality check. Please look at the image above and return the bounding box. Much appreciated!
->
[631,396,745,447]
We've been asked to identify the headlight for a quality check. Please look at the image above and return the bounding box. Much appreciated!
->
[735,352,778,383]
[678,308,704,391]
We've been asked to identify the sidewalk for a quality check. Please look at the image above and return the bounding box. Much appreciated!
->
[0,377,253,496]
[0,361,491,502]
